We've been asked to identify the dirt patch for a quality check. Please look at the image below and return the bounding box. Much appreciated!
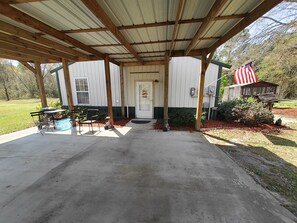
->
[273,108,297,118]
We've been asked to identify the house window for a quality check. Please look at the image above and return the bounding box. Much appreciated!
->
[75,78,89,104]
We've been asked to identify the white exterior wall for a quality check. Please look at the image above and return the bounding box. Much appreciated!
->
[57,57,221,109]
[169,57,219,108]
[58,61,121,107]
[124,65,164,107]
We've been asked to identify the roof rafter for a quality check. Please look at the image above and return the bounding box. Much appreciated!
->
[0,40,61,62]
[208,0,283,53]
[1,0,45,3]
[90,37,219,47]
[20,61,36,73]
[0,3,120,65]
[82,0,142,62]
[0,21,92,61]
[62,14,248,33]
[0,32,78,61]
[169,0,185,56]
[0,51,55,63]
[185,0,228,55]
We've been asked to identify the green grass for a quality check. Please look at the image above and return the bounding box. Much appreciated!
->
[274,100,297,108]
[204,123,297,216]
[0,98,59,135]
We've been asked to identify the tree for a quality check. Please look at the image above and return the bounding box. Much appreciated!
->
[258,33,297,98]
[0,60,12,101]
[215,1,297,99]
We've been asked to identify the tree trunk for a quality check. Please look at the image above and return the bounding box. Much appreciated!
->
[2,82,10,101]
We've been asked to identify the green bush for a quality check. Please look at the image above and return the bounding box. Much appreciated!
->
[35,99,61,111]
[169,110,195,126]
[232,102,274,125]
[217,97,255,120]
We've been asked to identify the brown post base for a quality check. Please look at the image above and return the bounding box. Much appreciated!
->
[163,119,170,132]
[104,116,114,130]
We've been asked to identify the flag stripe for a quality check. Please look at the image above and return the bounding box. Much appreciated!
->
[233,63,257,84]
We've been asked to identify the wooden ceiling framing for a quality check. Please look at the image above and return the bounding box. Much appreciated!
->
[0,0,282,65]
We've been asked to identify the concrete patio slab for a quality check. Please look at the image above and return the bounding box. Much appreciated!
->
[0,121,295,223]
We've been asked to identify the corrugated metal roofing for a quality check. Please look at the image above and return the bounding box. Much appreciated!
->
[0,0,280,63]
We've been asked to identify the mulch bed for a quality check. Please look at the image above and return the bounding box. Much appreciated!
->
[273,108,297,118]
[154,119,288,132]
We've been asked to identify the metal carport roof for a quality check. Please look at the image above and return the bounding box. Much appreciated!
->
[0,0,282,65]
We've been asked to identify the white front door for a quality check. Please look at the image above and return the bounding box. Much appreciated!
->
[136,81,153,118]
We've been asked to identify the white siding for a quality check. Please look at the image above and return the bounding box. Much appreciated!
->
[57,57,222,109]
[169,57,219,108]
[58,61,121,106]
[125,65,164,107]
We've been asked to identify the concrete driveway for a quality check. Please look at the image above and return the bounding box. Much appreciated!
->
[0,121,295,223]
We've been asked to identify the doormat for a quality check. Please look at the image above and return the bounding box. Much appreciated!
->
[131,120,151,124]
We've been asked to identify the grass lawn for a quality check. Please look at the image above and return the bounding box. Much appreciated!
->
[0,98,59,135]
[274,100,297,108]
[203,122,297,216]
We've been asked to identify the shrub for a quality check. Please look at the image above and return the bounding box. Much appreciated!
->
[169,109,195,126]
[232,102,274,125]
[217,98,254,120]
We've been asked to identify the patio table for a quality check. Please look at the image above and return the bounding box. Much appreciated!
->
[43,109,66,128]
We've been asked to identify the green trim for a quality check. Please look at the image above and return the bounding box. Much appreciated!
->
[50,62,75,74]
[55,71,62,104]
[193,56,231,68]
[215,66,222,107]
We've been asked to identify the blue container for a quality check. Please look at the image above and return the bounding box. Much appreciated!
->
[55,118,72,131]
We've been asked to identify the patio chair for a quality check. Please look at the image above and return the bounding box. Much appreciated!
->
[77,109,100,133]
[30,111,52,135]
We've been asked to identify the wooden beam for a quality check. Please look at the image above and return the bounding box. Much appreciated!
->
[82,0,142,62]
[109,51,164,56]
[20,61,35,73]
[111,55,164,60]
[91,37,217,47]
[61,14,247,33]
[62,27,108,33]
[185,0,228,55]
[0,20,92,61]
[120,63,125,117]
[171,49,203,57]
[0,40,62,62]
[1,0,45,3]
[0,32,78,61]
[123,60,164,66]
[207,0,282,53]
[169,0,185,56]
[0,3,108,61]
[163,51,170,131]
[62,59,74,111]
[0,50,55,63]
[206,51,215,68]
[104,57,114,126]
[195,50,207,130]
[35,61,47,107]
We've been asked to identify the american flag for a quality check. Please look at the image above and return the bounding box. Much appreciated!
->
[234,63,257,84]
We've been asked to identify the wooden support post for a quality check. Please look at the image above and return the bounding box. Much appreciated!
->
[195,50,207,130]
[104,57,114,126]
[62,58,74,111]
[120,63,125,117]
[34,61,47,108]
[163,51,170,131]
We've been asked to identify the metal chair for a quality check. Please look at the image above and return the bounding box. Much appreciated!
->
[77,109,100,133]
[30,111,52,135]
